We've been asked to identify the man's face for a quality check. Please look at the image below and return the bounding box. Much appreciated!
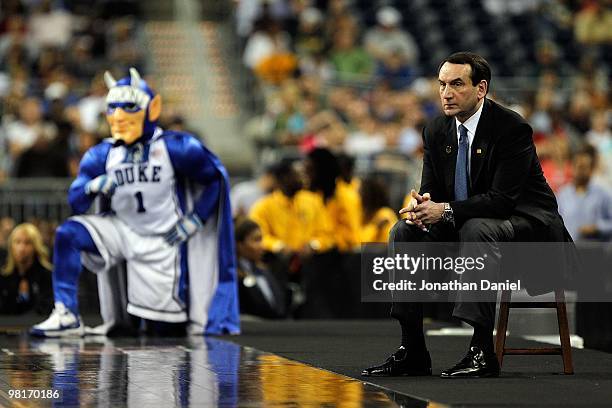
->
[106,102,146,145]
[438,62,486,120]
[573,154,594,185]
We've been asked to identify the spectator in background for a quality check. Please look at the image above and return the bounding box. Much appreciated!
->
[567,89,594,135]
[14,131,70,177]
[574,0,612,50]
[231,165,276,218]
[0,223,53,315]
[364,7,419,78]
[337,152,360,193]
[303,106,347,148]
[376,48,415,90]
[249,159,334,256]
[574,52,609,104]
[343,97,386,156]
[299,49,334,83]
[273,80,307,145]
[557,144,612,242]
[66,36,103,81]
[359,177,397,243]
[68,130,101,176]
[294,7,325,58]
[324,0,358,39]
[329,29,373,85]
[533,39,572,78]
[3,97,58,172]
[27,0,73,50]
[397,92,424,156]
[304,148,361,252]
[108,17,143,72]
[540,135,573,193]
[295,7,334,82]
[243,15,296,86]
[586,110,612,186]
[235,218,287,318]
[529,87,556,140]
[0,14,30,68]
[78,73,111,133]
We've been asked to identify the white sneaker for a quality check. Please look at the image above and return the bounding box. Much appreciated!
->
[30,302,84,337]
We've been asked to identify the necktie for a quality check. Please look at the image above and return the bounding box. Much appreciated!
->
[455,124,469,201]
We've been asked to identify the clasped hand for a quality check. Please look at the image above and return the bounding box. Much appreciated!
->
[399,189,445,230]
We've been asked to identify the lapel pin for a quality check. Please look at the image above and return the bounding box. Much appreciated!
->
[476,148,482,154]
[446,146,452,154]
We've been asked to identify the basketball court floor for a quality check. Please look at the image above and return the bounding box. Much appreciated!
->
[1,319,611,407]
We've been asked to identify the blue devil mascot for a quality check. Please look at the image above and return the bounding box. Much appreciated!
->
[31,68,240,336]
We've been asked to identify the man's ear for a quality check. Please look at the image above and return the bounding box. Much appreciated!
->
[478,80,488,98]
[148,94,162,121]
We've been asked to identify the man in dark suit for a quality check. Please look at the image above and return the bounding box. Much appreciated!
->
[362,52,569,378]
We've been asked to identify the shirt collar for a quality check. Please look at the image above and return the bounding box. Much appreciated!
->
[455,99,485,137]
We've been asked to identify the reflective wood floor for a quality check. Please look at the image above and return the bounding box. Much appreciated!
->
[0,335,438,407]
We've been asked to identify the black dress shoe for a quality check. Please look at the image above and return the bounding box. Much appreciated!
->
[361,346,432,377]
[440,346,500,378]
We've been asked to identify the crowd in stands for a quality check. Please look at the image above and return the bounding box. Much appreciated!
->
[238,0,610,186]
[0,0,195,182]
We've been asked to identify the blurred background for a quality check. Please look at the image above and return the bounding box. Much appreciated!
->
[0,0,610,347]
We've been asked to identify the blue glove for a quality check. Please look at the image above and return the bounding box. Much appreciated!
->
[85,174,117,197]
[163,214,203,246]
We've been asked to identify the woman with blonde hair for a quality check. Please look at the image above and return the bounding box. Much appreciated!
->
[0,223,53,314]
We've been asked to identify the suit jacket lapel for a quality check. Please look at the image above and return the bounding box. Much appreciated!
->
[470,99,493,188]
[443,117,457,198]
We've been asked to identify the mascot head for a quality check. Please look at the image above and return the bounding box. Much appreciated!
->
[104,68,162,145]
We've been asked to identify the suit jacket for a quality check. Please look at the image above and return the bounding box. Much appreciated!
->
[419,98,575,294]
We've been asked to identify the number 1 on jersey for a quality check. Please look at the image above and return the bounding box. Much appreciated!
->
[134,191,146,213]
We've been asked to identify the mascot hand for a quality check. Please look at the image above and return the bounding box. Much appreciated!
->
[85,175,117,197]
[163,214,203,246]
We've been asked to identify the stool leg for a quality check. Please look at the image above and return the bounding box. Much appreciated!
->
[495,290,512,367]
[555,289,574,375]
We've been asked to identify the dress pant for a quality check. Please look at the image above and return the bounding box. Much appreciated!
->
[389,218,515,328]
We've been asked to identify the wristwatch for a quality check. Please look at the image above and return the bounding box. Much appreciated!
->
[442,202,455,225]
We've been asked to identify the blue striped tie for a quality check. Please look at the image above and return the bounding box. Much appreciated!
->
[454,124,469,201]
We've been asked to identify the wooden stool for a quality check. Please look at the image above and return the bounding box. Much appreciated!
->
[495,289,574,374]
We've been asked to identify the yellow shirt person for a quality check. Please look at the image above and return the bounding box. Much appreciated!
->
[359,177,399,243]
[249,190,334,253]
[321,180,362,252]
[360,207,398,243]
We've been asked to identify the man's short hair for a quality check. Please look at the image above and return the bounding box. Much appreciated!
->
[270,159,296,181]
[438,52,491,93]
[574,143,598,167]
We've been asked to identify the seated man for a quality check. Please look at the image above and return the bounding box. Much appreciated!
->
[362,52,571,378]
[31,68,239,337]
